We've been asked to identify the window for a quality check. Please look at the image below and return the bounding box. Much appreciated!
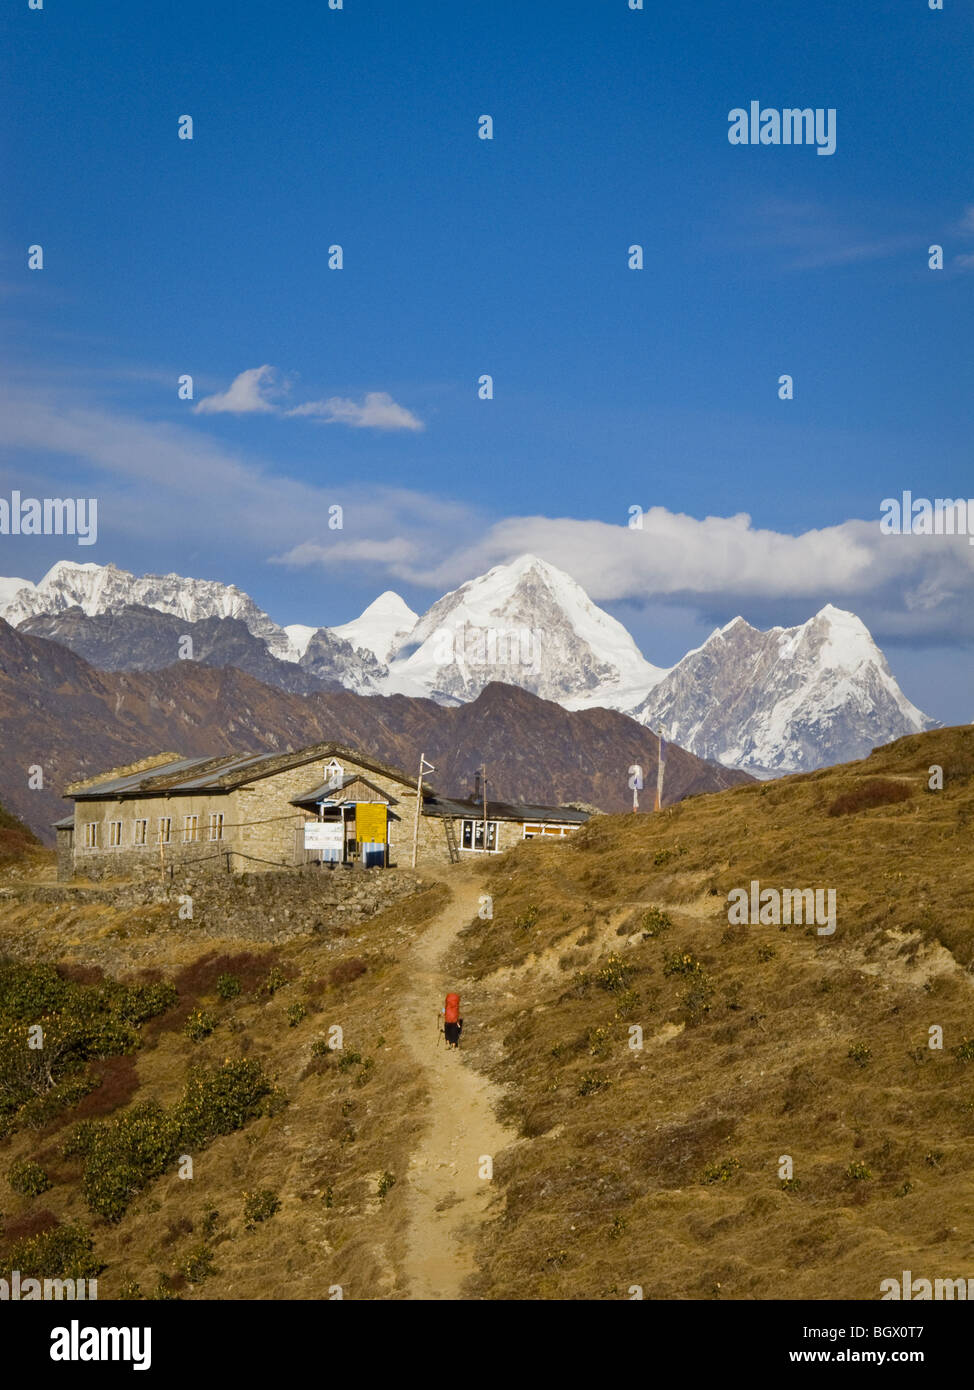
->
[461,819,497,851]
[133,819,148,846]
[208,812,224,842]
[109,821,123,848]
[523,823,574,839]
[157,817,171,845]
[84,822,98,850]
[184,815,199,843]
[323,759,344,792]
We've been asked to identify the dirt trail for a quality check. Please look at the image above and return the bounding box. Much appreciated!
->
[398,867,515,1299]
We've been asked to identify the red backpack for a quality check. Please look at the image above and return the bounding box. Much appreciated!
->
[444,993,460,1024]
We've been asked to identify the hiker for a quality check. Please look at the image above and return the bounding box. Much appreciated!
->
[440,992,463,1050]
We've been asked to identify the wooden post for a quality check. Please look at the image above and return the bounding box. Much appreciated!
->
[411,754,426,869]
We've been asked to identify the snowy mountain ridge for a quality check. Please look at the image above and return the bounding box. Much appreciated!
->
[0,557,936,773]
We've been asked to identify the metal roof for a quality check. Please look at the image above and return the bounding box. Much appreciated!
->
[66,742,424,802]
[69,756,213,799]
[422,796,590,825]
[51,814,75,830]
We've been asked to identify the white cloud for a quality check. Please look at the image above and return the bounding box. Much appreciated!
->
[193,370,424,431]
[287,391,424,432]
[194,364,278,415]
[340,506,974,643]
[274,537,424,569]
[0,383,467,563]
[3,380,974,645]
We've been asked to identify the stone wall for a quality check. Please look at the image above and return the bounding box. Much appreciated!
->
[15,862,431,945]
[55,825,74,881]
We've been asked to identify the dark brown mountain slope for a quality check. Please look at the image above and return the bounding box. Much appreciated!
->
[0,619,749,839]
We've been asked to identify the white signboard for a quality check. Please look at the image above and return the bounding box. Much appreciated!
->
[304,822,344,851]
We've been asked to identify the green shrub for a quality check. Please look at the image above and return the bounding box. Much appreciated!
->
[76,1060,274,1222]
[513,905,539,931]
[178,1059,275,1147]
[653,849,673,867]
[184,1009,217,1042]
[377,1172,396,1199]
[953,1038,974,1062]
[286,1003,306,1028]
[681,976,715,1023]
[242,1188,280,1228]
[594,955,633,993]
[184,1011,216,1045]
[255,967,290,999]
[216,974,241,1001]
[114,983,178,1024]
[663,952,703,977]
[184,1244,217,1283]
[612,989,641,1020]
[847,1042,871,1067]
[8,1158,51,1198]
[81,1101,182,1222]
[16,1074,99,1132]
[4,1223,100,1280]
[702,1157,741,1184]
[577,1073,610,1097]
[587,1026,610,1057]
[61,1118,98,1159]
[846,1161,872,1181]
[641,907,672,937]
[0,963,176,1138]
[0,962,69,1020]
[337,1048,363,1073]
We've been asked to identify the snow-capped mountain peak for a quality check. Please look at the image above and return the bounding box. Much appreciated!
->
[0,560,298,659]
[329,591,419,664]
[387,553,667,707]
[281,624,317,662]
[630,603,933,774]
[0,558,936,776]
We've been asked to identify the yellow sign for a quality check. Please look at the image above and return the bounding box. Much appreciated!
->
[355,803,387,844]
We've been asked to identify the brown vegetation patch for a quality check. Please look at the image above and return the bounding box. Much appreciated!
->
[827,779,912,817]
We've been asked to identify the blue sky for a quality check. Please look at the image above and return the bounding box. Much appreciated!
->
[2,0,973,721]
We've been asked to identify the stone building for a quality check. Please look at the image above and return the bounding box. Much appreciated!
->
[55,742,590,881]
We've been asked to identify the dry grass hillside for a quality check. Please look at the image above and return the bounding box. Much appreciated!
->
[452,726,974,1299]
[0,854,449,1299]
[1,727,972,1301]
